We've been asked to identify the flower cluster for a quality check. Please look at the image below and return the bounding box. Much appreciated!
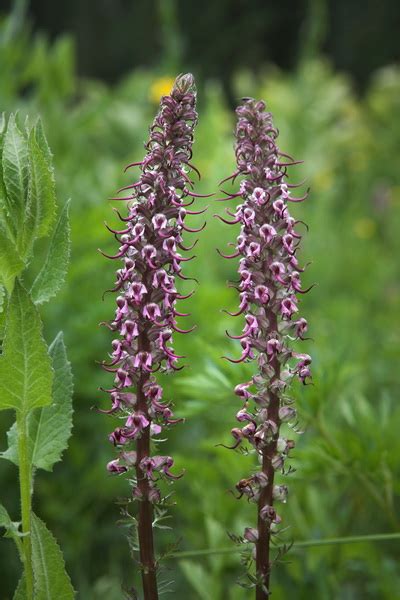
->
[219,98,311,591]
[101,74,201,504]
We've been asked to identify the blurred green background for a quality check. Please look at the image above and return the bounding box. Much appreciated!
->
[1,0,400,598]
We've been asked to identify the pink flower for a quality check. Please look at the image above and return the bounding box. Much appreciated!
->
[219,97,311,592]
[101,79,200,544]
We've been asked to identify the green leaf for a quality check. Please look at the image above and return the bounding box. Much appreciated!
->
[0,502,23,558]
[31,513,75,600]
[29,332,73,471]
[0,284,5,311]
[31,201,70,304]
[0,227,24,293]
[2,332,73,471]
[180,561,214,600]
[34,119,53,167]
[20,128,57,258]
[0,284,6,338]
[13,576,27,600]
[0,279,53,413]
[0,114,12,239]
[31,332,73,470]
[0,502,14,529]
[2,114,28,231]
[0,116,25,287]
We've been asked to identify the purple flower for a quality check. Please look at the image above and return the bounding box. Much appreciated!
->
[100,73,200,596]
[219,98,312,596]
[244,527,259,543]
[107,459,128,474]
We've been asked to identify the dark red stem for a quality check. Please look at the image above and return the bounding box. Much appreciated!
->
[135,333,159,600]
[255,312,280,599]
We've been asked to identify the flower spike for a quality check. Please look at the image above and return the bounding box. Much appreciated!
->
[101,73,200,600]
[220,98,312,598]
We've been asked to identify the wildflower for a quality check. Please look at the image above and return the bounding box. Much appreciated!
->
[149,76,175,104]
[219,98,311,597]
[101,73,199,599]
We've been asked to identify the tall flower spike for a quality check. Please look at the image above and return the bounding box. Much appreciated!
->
[101,74,199,600]
[219,99,311,598]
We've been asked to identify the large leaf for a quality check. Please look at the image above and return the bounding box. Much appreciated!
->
[31,201,70,304]
[2,114,28,231]
[20,129,57,259]
[30,333,73,470]
[31,513,75,600]
[0,280,53,413]
[2,332,73,471]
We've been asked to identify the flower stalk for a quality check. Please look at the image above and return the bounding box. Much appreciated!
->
[101,74,199,599]
[219,98,312,597]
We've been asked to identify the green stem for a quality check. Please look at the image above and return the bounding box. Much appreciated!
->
[169,532,400,560]
[16,410,34,599]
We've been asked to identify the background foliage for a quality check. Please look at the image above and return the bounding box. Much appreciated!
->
[1,1,400,598]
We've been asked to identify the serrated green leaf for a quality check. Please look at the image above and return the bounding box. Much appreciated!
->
[31,201,70,304]
[20,129,56,259]
[0,227,24,293]
[0,502,23,558]
[2,332,73,472]
[0,115,10,235]
[0,280,53,413]
[2,114,28,231]
[0,502,13,528]
[34,119,53,167]
[2,425,19,465]
[13,576,27,600]
[29,124,56,237]
[30,332,73,470]
[31,513,75,600]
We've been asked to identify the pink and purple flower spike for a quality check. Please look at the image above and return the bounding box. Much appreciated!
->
[220,98,312,597]
[102,73,198,489]
[100,73,199,598]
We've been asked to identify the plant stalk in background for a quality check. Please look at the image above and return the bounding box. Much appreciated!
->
[0,114,73,599]
[101,74,202,599]
[218,99,311,598]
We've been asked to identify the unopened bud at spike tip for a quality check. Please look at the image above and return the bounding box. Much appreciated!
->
[173,72,196,96]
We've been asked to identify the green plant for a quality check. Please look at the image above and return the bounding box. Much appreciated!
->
[0,114,73,599]
[1,3,400,596]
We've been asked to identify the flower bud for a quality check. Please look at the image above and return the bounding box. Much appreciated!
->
[273,485,288,503]
[244,527,259,543]
[279,406,297,422]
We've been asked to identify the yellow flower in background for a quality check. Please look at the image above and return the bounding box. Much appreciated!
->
[149,76,175,103]
[354,217,376,239]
